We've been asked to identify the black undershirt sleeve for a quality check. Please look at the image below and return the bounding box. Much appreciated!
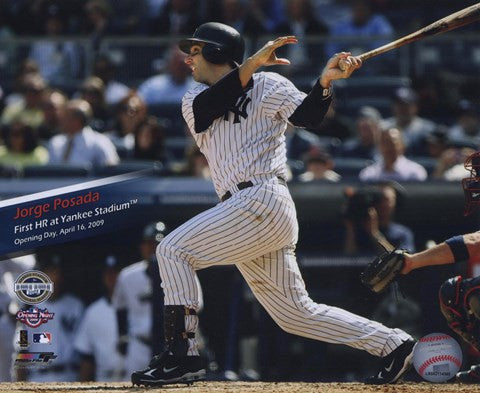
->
[192,68,245,133]
[116,309,128,337]
[288,79,332,130]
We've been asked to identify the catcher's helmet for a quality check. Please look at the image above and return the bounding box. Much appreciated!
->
[462,151,480,215]
[179,22,245,67]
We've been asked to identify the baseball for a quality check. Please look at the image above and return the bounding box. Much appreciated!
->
[413,333,462,382]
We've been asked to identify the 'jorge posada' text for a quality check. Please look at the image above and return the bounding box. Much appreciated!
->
[14,191,101,220]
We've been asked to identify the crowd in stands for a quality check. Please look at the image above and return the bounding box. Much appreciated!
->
[0,0,478,184]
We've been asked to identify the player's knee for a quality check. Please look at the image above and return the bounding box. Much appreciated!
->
[465,232,480,261]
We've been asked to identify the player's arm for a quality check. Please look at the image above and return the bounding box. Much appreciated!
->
[192,36,298,133]
[288,52,361,129]
[402,232,480,274]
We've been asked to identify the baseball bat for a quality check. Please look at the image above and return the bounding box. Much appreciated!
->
[339,2,480,70]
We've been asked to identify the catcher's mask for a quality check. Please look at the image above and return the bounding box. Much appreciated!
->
[463,151,480,215]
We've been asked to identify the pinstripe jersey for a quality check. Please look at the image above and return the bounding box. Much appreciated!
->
[182,72,306,197]
[154,68,413,364]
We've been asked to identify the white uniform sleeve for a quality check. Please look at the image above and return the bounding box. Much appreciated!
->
[182,85,209,135]
[74,309,93,355]
[262,75,306,121]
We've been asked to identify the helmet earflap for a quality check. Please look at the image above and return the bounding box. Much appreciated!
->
[202,43,229,65]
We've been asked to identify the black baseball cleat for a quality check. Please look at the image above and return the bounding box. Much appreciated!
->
[131,351,206,386]
[365,338,416,384]
[456,364,480,383]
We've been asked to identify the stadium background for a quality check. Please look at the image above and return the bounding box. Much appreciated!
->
[0,0,480,383]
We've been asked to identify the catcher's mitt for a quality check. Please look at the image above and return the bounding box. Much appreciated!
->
[360,249,406,293]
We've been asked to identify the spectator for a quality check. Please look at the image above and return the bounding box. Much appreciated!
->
[275,0,328,68]
[343,182,415,255]
[150,0,200,35]
[245,0,285,33]
[74,256,124,382]
[15,257,84,382]
[179,144,211,179]
[406,125,451,158]
[381,87,436,153]
[1,73,46,129]
[298,149,340,182]
[359,127,427,182]
[0,122,48,168]
[48,99,119,166]
[134,116,167,161]
[339,105,381,160]
[326,0,393,58]
[310,97,353,141]
[138,47,196,107]
[0,4,15,70]
[37,89,68,142]
[92,55,130,106]
[433,147,476,181]
[4,59,40,107]
[110,0,147,35]
[144,0,169,32]
[285,123,324,161]
[79,76,109,132]
[215,0,267,36]
[29,6,82,85]
[105,93,147,159]
[84,0,113,51]
[449,100,480,147]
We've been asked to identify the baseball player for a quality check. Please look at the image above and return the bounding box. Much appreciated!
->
[390,151,480,383]
[112,222,204,377]
[131,22,416,387]
[74,256,124,381]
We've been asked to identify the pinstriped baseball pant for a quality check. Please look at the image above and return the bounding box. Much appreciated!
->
[156,178,411,357]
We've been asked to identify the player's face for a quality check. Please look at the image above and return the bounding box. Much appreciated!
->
[185,44,210,84]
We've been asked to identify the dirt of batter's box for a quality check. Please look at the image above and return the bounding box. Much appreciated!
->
[1,381,480,393]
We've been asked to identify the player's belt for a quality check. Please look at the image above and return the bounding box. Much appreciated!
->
[221,176,287,202]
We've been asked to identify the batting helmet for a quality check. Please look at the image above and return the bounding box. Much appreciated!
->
[179,22,245,67]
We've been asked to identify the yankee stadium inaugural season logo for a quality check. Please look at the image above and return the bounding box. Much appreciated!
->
[16,307,55,328]
[14,270,53,304]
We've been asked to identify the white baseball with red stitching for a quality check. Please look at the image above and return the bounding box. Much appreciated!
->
[413,333,462,382]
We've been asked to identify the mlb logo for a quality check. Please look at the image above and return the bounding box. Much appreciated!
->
[33,333,51,344]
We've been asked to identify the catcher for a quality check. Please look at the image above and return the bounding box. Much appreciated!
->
[361,151,480,383]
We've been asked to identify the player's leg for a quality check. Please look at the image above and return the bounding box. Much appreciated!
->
[236,246,415,383]
[132,182,298,386]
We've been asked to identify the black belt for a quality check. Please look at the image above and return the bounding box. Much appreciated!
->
[221,177,287,202]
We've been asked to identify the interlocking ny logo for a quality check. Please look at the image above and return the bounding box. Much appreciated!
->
[224,94,251,124]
